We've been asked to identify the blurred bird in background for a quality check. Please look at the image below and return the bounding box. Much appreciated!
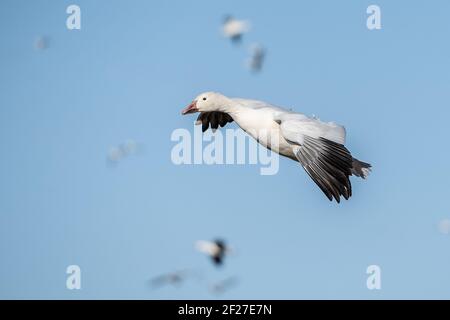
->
[438,219,450,235]
[34,36,50,51]
[209,276,239,295]
[247,43,266,73]
[107,139,142,165]
[149,269,192,289]
[222,15,250,44]
[195,239,233,266]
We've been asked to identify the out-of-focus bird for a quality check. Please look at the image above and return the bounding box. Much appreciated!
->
[247,43,266,73]
[107,146,125,163]
[34,36,50,51]
[438,219,450,235]
[222,15,250,44]
[209,276,239,295]
[107,139,141,165]
[182,92,372,203]
[150,270,190,289]
[195,239,231,266]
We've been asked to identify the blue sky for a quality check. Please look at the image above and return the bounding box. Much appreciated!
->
[1,0,450,299]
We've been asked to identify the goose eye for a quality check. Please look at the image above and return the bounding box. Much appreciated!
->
[203,97,207,101]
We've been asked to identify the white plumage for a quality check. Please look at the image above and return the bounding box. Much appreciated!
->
[195,239,231,266]
[222,16,250,43]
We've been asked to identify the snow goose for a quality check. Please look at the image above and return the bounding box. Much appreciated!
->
[222,15,250,44]
[195,239,231,266]
[182,92,372,203]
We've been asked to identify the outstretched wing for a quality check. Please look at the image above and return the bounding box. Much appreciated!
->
[276,112,346,145]
[196,112,234,132]
[293,136,353,202]
[278,115,352,202]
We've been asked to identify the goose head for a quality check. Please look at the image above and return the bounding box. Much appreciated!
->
[181,92,229,115]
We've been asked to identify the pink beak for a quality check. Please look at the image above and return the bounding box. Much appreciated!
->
[181,100,198,115]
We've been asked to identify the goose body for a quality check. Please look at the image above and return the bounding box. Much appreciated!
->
[230,103,296,159]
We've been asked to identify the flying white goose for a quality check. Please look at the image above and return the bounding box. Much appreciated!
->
[222,15,250,44]
[195,239,231,266]
[182,92,372,203]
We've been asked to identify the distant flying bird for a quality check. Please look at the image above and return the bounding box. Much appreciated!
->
[195,239,231,266]
[150,270,189,289]
[222,15,250,44]
[438,219,450,235]
[247,44,266,72]
[182,92,372,203]
[209,276,239,295]
[34,36,50,51]
[107,139,141,165]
